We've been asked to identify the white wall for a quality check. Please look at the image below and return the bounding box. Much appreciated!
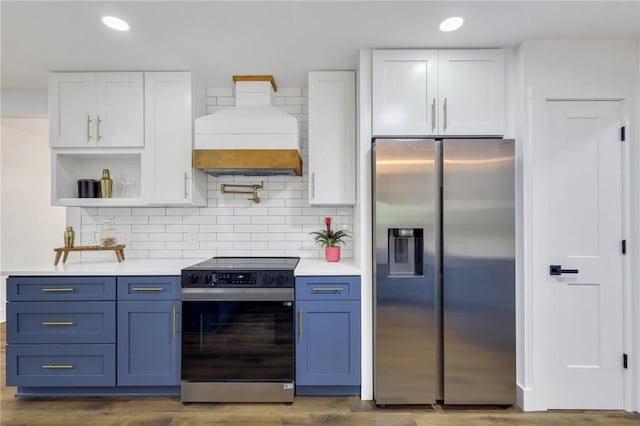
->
[77,88,355,260]
[1,88,48,117]
[518,39,639,412]
[0,118,66,322]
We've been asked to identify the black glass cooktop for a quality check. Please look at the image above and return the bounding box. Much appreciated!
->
[183,256,300,271]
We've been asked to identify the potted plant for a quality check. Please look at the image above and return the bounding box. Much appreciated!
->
[310,217,349,262]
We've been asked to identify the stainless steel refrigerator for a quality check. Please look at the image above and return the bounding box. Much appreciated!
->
[373,138,515,405]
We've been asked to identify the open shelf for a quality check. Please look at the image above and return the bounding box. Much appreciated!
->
[52,151,143,206]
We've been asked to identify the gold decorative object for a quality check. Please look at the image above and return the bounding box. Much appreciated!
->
[100,168,113,198]
[64,226,75,248]
[221,181,264,204]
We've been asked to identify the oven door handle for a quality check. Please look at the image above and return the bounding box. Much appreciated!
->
[181,287,294,302]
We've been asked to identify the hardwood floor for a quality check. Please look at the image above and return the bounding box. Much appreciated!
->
[1,323,638,425]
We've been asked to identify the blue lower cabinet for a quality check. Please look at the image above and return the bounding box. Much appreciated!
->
[6,344,116,387]
[117,300,181,386]
[295,300,361,395]
[6,274,182,396]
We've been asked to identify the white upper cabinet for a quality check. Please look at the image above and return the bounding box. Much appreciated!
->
[372,50,438,136]
[372,49,505,136]
[308,71,356,206]
[49,72,143,148]
[438,50,504,136]
[142,72,206,206]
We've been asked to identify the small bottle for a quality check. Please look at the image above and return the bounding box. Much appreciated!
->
[100,218,117,247]
[100,168,113,198]
[64,226,75,248]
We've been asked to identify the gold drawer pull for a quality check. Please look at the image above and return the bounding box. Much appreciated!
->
[41,288,76,292]
[41,322,75,326]
[42,365,75,369]
[131,287,164,292]
[311,287,344,292]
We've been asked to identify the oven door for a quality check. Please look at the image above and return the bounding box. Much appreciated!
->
[181,299,294,382]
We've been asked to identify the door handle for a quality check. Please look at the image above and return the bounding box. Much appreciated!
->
[549,265,579,276]
[298,307,303,340]
[431,98,436,132]
[96,114,102,142]
[443,98,448,131]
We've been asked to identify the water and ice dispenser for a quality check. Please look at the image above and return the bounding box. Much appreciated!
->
[388,228,423,276]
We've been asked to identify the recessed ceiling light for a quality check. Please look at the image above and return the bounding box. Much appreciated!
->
[439,17,464,32]
[102,16,130,32]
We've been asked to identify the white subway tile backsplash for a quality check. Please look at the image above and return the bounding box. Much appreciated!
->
[131,241,165,250]
[78,87,353,260]
[149,233,183,242]
[217,216,251,225]
[275,87,302,97]
[207,88,233,97]
[234,224,269,233]
[181,216,218,225]
[165,224,199,233]
[165,241,200,250]
[234,207,268,216]
[200,241,234,250]
[166,207,199,216]
[251,216,285,225]
[149,216,183,225]
[115,216,149,225]
[132,208,166,216]
[252,232,284,241]
[199,224,234,232]
[131,224,166,233]
[217,233,250,242]
[97,208,132,216]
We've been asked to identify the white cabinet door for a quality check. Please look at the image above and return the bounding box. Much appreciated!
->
[308,71,356,205]
[96,72,144,147]
[143,72,193,204]
[49,73,96,147]
[372,50,438,136]
[438,49,504,135]
[49,72,144,148]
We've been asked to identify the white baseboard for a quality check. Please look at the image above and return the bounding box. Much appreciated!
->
[518,384,548,412]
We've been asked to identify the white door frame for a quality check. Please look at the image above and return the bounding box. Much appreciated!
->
[520,84,637,412]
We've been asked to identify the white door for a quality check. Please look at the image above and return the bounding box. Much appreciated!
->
[96,72,144,147]
[48,73,96,147]
[143,72,192,204]
[438,49,504,135]
[534,100,624,409]
[372,50,438,136]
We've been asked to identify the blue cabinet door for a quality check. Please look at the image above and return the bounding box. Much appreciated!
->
[296,300,360,386]
[117,301,180,386]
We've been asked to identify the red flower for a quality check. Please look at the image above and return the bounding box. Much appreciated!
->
[324,217,332,232]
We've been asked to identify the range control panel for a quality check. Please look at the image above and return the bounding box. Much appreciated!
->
[181,270,293,288]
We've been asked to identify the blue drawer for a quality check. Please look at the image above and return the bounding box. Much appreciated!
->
[117,276,180,301]
[6,344,116,387]
[7,276,116,302]
[7,302,116,344]
[296,276,361,301]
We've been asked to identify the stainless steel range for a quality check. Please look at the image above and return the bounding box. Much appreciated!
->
[180,257,299,403]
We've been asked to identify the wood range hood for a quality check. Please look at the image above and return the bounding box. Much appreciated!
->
[194,75,302,176]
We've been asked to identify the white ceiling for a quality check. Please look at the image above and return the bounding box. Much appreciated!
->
[2,1,639,90]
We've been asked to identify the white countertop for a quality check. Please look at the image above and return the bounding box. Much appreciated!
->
[1,258,360,277]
